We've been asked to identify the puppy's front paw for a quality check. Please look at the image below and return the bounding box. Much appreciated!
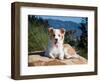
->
[65,55,72,59]
[65,54,79,59]
[59,55,64,60]
[59,57,64,60]
[49,54,55,59]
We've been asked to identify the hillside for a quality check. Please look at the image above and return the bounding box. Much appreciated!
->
[48,19,82,38]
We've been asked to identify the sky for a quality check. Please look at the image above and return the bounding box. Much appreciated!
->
[37,15,84,23]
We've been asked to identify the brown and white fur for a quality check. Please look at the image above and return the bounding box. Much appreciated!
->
[44,27,79,60]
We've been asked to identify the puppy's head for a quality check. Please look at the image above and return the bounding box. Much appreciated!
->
[48,27,65,45]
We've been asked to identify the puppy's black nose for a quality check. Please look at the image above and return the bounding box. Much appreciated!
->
[55,39,58,43]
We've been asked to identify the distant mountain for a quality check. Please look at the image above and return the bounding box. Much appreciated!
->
[47,19,82,38]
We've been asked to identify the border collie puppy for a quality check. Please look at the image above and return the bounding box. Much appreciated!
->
[45,27,79,60]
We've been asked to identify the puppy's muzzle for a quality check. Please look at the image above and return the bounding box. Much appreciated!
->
[55,39,58,44]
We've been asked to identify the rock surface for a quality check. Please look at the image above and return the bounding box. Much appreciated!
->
[28,52,87,66]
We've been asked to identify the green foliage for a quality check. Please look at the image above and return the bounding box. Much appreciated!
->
[28,15,48,52]
[77,18,88,59]
[64,30,77,47]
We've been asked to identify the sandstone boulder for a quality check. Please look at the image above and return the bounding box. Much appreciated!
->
[28,51,87,66]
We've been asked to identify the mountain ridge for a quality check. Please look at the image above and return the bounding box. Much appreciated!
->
[47,19,82,38]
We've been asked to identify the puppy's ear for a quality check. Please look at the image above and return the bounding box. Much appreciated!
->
[48,27,53,33]
[60,28,65,34]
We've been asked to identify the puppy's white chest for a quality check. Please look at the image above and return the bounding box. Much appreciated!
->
[51,46,63,55]
[52,47,59,54]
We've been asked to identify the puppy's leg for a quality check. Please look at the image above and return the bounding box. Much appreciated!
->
[63,48,71,58]
[64,53,72,59]
[64,53,79,59]
[49,53,55,59]
[72,54,79,58]
[63,45,79,59]
[59,55,64,60]
[64,48,74,59]
[59,51,64,60]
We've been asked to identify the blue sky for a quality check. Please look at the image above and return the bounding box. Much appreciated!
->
[38,15,84,23]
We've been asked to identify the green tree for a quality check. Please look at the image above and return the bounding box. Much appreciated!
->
[78,18,88,50]
[64,30,77,47]
[77,18,88,59]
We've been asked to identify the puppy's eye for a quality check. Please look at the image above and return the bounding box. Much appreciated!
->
[58,34,60,37]
[53,34,55,37]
